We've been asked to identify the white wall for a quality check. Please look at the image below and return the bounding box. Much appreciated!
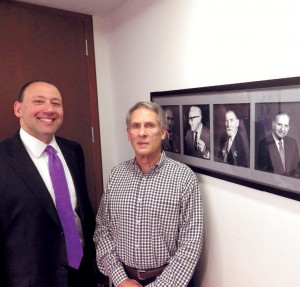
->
[93,0,300,286]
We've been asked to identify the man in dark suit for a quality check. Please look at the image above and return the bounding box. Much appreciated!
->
[162,108,180,153]
[0,81,99,286]
[257,112,300,177]
[216,110,249,167]
[184,106,210,159]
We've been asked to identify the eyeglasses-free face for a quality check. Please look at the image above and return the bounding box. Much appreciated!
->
[272,114,290,140]
[127,107,167,161]
[225,111,239,138]
[165,109,174,132]
[14,82,64,144]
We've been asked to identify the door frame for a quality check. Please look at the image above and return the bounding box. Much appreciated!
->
[13,1,104,211]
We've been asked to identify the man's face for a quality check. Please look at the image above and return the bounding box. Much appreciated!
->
[165,109,174,133]
[189,108,201,132]
[14,82,64,144]
[272,114,290,139]
[225,111,239,138]
[127,107,166,159]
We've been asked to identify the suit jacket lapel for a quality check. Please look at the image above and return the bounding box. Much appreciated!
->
[9,134,61,226]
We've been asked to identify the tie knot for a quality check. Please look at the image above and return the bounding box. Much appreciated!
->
[45,145,55,155]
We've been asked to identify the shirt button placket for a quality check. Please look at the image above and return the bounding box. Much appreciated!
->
[135,176,146,261]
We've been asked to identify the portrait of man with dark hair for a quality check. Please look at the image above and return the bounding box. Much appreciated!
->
[161,106,181,153]
[256,107,300,177]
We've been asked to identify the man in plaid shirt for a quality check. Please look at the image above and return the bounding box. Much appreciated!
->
[94,101,203,287]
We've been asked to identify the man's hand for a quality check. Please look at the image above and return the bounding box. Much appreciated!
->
[197,139,206,153]
[196,139,210,159]
[118,278,143,287]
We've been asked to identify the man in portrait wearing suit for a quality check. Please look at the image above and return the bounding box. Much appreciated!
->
[257,112,300,177]
[216,110,249,167]
[184,106,210,159]
[162,107,180,153]
[0,81,99,287]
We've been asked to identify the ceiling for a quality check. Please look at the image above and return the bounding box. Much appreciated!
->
[15,0,129,16]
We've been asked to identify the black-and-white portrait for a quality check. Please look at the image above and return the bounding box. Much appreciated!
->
[183,105,210,159]
[255,102,300,177]
[214,103,250,168]
[152,77,300,199]
[161,105,181,153]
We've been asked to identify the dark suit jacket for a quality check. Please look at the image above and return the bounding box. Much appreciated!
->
[184,126,210,159]
[162,132,180,153]
[257,134,299,177]
[0,132,97,287]
[217,130,249,167]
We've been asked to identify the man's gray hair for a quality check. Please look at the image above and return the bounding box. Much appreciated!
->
[189,106,202,116]
[126,101,166,128]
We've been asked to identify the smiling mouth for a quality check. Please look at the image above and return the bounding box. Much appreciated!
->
[38,117,55,122]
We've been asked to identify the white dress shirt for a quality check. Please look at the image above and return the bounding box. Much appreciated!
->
[20,128,83,242]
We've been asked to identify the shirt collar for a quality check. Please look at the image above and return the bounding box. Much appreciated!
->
[20,128,59,158]
[272,133,283,145]
[132,151,167,174]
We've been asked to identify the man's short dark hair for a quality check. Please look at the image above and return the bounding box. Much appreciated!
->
[17,80,53,102]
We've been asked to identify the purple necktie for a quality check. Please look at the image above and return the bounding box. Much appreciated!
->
[45,145,83,269]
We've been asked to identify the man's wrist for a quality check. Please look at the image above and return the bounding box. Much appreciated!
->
[111,265,128,287]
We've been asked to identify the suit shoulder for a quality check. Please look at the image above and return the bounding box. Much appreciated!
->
[0,133,20,155]
[202,125,210,133]
[259,134,273,144]
[285,136,298,144]
[235,130,244,142]
[55,136,82,150]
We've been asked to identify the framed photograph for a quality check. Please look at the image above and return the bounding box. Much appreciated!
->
[151,77,300,201]
[161,105,181,153]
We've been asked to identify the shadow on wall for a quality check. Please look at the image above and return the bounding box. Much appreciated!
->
[192,235,207,286]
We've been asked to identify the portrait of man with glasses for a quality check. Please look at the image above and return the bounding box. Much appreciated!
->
[184,105,210,159]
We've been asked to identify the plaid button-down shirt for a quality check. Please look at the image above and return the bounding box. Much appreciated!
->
[94,152,203,286]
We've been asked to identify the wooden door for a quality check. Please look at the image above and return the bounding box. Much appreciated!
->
[0,1,103,212]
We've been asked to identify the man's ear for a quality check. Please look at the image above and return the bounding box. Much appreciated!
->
[14,101,22,118]
[161,126,167,140]
[127,128,131,142]
[271,121,275,130]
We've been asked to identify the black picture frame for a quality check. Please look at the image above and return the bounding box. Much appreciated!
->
[151,76,300,201]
